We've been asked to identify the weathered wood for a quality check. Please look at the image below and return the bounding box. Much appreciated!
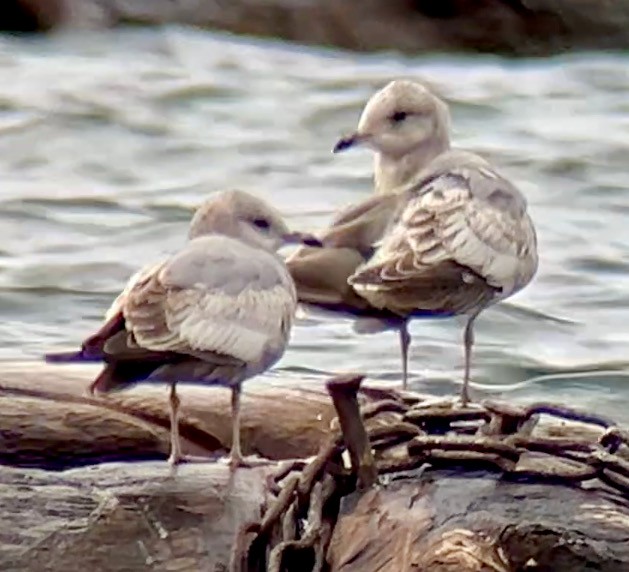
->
[1,362,628,571]
[0,362,369,571]
[0,461,273,571]
[243,374,629,572]
[328,475,629,571]
[0,361,361,468]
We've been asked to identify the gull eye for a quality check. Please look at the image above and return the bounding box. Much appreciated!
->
[252,218,270,230]
[390,111,408,123]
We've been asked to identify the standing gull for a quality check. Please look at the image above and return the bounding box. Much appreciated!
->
[288,80,538,402]
[46,190,320,468]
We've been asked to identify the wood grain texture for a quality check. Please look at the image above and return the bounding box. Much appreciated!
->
[328,476,629,572]
[0,361,369,467]
[0,461,273,571]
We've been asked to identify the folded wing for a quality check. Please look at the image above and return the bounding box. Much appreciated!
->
[349,165,538,315]
[286,192,406,316]
[122,235,297,367]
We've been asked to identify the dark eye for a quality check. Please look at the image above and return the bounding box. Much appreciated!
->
[252,218,270,230]
[390,111,408,123]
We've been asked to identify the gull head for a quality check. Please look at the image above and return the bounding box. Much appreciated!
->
[333,80,450,159]
[188,189,321,251]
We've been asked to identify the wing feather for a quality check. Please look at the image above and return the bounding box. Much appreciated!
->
[286,192,406,311]
[122,236,297,366]
[349,165,538,314]
[104,262,161,321]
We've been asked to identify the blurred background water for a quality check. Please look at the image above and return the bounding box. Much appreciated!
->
[0,27,627,419]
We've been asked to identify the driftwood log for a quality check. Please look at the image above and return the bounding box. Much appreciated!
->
[0,361,343,468]
[0,362,628,571]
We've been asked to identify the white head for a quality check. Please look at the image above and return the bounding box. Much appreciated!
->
[188,190,320,251]
[334,80,451,191]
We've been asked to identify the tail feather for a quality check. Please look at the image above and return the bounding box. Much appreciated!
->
[89,364,121,395]
[89,360,165,394]
[45,311,126,365]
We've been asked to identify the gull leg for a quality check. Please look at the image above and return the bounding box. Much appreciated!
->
[229,384,244,470]
[225,384,272,470]
[167,383,218,467]
[167,381,182,466]
[462,312,480,406]
[399,322,411,390]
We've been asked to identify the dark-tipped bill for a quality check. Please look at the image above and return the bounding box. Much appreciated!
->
[333,132,367,153]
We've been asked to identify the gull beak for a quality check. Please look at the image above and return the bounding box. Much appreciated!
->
[332,132,370,153]
[282,231,322,248]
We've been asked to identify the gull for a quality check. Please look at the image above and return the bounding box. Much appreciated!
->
[46,190,320,468]
[288,80,538,403]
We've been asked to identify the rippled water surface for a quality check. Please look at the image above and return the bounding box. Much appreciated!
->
[0,27,627,419]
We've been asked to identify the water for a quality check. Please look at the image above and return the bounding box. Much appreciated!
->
[0,27,627,421]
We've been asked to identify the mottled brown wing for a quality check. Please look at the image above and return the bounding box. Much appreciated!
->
[122,236,297,366]
[348,168,538,315]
